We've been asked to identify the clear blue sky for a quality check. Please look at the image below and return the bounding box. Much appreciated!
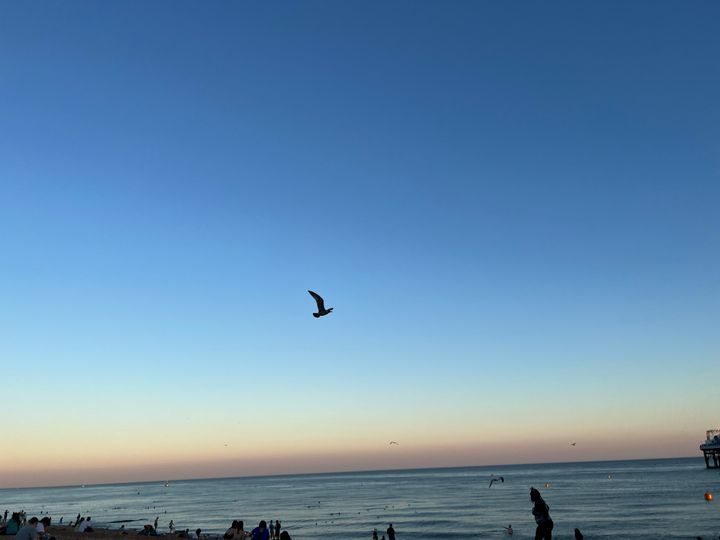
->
[0,1,718,486]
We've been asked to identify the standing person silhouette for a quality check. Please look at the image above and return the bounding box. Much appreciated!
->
[251,521,269,540]
[530,487,553,540]
[386,523,396,540]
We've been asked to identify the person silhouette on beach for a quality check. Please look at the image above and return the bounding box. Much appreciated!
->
[574,529,583,540]
[503,524,513,535]
[251,521,269,540]
[386,524,395,540]
[236,521,248,540]
[530,487,553,540]
[372,528,378,540]
[274,521,280,540]
[224,521,238,540]
[15,516,39,540]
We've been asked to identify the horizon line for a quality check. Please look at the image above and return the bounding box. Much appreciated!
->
[1,454,699,492]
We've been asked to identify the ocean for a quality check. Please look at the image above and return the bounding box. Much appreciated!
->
[1,458,719,539]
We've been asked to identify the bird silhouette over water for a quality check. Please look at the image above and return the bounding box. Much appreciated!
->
[489,476,504,488]
[308,290,333,318]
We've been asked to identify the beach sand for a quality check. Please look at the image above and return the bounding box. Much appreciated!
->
[46,527,198,540]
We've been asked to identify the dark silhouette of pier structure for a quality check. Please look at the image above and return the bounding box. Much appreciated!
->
[700,429,720,469]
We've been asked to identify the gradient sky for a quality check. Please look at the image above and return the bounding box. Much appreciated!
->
[1,1,718,489]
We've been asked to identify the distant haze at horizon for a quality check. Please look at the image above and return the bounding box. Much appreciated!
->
[0,437,701,489]
[0,0,717,490]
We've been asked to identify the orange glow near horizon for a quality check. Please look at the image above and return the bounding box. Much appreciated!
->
[0,432,702,489]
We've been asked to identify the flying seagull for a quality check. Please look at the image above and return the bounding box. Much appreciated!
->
[308,290,333,318]
[389,441,399,446]
[571,442,577,446]
[489,476,504,488]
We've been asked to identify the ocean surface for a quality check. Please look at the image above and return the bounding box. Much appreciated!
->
[2,458,719,539]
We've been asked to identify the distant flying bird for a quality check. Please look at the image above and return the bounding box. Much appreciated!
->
[308,290,333,318]
[389,441,399,446]
[571,442,577,446]
[489,476,504,488]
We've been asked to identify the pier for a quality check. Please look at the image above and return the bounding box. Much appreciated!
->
[700,429,720,469]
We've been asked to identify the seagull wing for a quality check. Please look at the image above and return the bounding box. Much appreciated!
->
[308,290,326,311]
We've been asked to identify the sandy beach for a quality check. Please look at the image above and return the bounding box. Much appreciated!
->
[44,527,223,540]
[46,527,137,540]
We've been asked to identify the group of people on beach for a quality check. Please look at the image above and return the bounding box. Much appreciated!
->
[220,519,290,540]
[0,514,55,540]
[73,516,95,533]
[370,523,395,540]
[134,519,292,540]
[0,512,291,540]
[0,494,561,540]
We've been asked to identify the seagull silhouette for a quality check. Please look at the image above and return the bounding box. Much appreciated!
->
[571,442,577,446]
[389,441,399,446]
[489,476,504,488]
[308,290,333,318]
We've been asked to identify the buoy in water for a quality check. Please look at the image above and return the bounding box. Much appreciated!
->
[704,491,713,501]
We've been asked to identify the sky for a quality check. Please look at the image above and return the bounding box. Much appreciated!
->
[0,1,718,489]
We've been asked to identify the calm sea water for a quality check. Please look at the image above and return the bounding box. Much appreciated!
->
[2,458,719,539]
